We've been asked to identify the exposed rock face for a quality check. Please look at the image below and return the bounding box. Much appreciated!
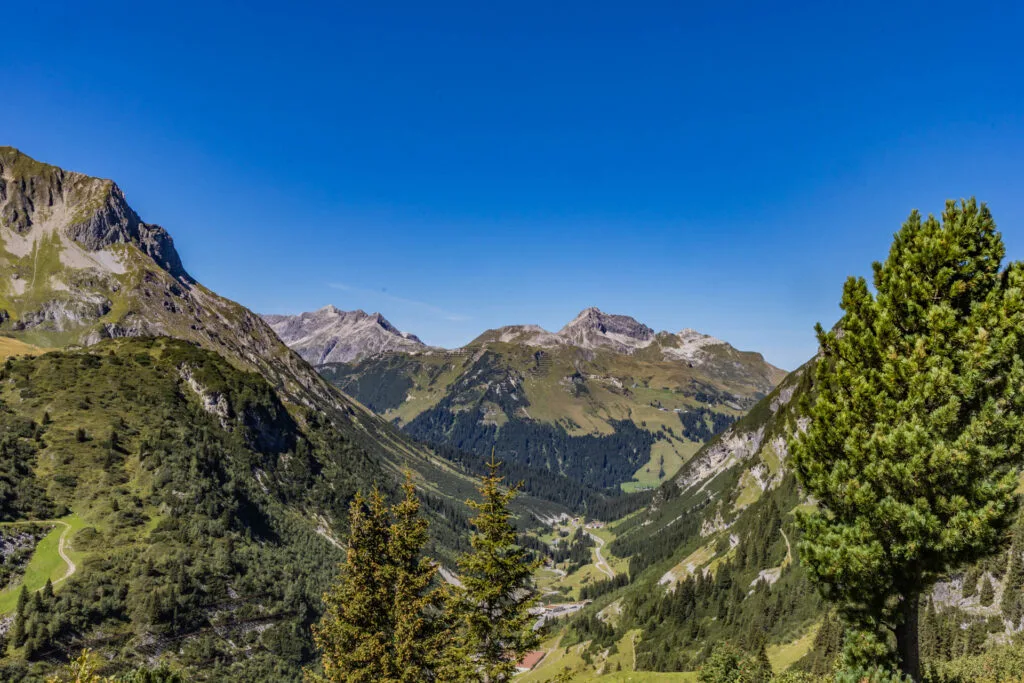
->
[661,328,726,362]
[674,427,766,495]
[262,306,427,365]
[13,294,112,332]
[63,183,188,279]
[179,364,231,427]
[556,307,655,353]
[479,324,563,347]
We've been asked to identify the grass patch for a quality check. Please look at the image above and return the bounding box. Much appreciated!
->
[520,631,699,681]
[662,543,716,586]
[733,469,763,510]
[0,513,85,612]
[767,621,820,673]
[0,336,48,360]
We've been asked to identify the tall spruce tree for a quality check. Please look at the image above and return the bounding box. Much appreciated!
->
[310,476,450,682]
[455,454,540,682]
[12,585,28,647]
[390,477,453,681]
[310,490,392,682]
[792,199,1024,679]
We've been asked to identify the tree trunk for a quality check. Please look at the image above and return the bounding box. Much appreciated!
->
[895,592,921,681]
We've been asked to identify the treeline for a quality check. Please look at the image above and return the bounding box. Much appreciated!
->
[579,574,629,601]
[319,357,416,414]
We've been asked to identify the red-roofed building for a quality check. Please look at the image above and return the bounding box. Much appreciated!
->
[516,650,547,673]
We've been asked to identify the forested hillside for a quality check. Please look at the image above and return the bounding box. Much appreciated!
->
[0,338,508,680]
[526,349,1024,680]
[0,149,567,679]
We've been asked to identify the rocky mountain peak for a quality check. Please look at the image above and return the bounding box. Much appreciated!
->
[0,147,373,422]
[0,146,188,281]
[263,306,426,365]
[556,307,655,353]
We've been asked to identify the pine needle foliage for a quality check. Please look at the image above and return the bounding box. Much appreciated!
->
[453,453,541,682]
[310,475,450,682]
[792,199,1024,678]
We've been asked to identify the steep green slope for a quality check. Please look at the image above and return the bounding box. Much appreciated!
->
[0,146,555,527]
[0,338,361,680]
[0,148,571,677]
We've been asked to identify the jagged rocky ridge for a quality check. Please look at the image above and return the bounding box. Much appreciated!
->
[470,306,766,368]
[262,305,427,365]
[0,146,382,418]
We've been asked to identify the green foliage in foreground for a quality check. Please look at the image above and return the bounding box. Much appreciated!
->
[310,481,453,682]
[309,460,540,682]
[792,199,1024,677]
[698,642,772,683]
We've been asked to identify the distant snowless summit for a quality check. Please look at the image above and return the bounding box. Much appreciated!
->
[268,303,782,376]
[470,306,753,368]
[262,305,427,365]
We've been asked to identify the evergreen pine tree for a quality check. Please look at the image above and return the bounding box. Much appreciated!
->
[754,644,772,678]
[791,199,1024,679]
[310,490,394,682]
[978,575,995,606]
[43,578,54,601]
[919,599,938,660]
[962,567,980,598]
[1005,540,1023,592]
[310,477,454,682]
[390,476,453,681]
[12,585,28,647]
[454,453,540,682]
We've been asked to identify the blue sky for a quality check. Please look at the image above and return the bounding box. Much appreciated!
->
[3,1,1022,369]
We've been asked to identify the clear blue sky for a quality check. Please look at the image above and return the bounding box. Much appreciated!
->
[3,1,1022,369]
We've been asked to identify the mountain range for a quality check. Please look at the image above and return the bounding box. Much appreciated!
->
[4,146,1017,681]
[303,304,785,501]
[0,147,561,679]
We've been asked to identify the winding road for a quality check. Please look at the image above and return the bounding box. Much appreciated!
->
[588,532,615,580]
[52,521,76,586]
